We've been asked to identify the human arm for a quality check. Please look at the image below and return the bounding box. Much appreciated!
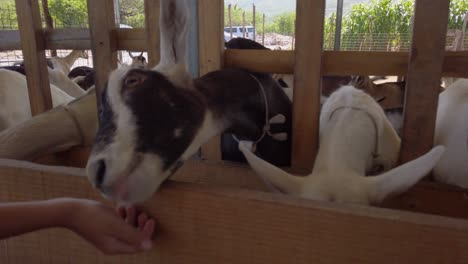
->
[0,198,155,254]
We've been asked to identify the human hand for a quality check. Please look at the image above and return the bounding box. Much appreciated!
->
[62,198,155,255]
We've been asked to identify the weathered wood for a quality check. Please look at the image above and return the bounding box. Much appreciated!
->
[87,0,118,106]
[32,146,468,220]
[198,0,224,161]
[291,0,325,172]
[144,0,161,68]
[1,163,468,263]
[45,28,90,50]
[225,50,468,77]
[0,30,21,51]
[14,0,52,115]
[115,28,147,51]
[399,0,450,163]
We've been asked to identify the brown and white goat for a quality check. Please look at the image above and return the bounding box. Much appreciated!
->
[86,0,293,203]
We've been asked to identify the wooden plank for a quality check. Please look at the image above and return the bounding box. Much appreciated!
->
[399,0,450,163]
[225,50,468,77]
[198,0,224,161]
[32,146,468,220]
[115,28,147,51]
[144,0,160,68]
[45,28,90,50]
[14,0,52,115]
[87,0,118,106]
[291,0,325,172]
[2,164,468,263]
[0,30,20,51]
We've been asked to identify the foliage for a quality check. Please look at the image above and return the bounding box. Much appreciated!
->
[224,4,263,33]
[338,0,468,51]
[119,0,144,28]
[49,0,88,27]
[0,0,18,29]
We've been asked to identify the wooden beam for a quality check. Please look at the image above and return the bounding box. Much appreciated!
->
[115,28,147,51]
[291,0,325,172]
[198,0,224,161]
[144,0,161,68]
[87,0,118,106]
[2,163,468,263]
[0,30,20,51]
[14,0,52,115]
[399,0,450,163]
[31,146,468,220]
[45,28,90,50]
[224,50,468,77]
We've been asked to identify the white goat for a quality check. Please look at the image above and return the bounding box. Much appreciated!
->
[0,69,83,131]
[49,50,88,75]
[0,88,97,160]
[239,85,445,205]
[433,79,468,188]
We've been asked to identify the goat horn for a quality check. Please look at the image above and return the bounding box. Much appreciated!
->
[366,145,445,205]
[238,140,303,194]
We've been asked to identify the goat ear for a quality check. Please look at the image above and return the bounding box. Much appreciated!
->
[165,64,193,88]
[128,52,134,59]
[154,0,189,71]
[238,141,304,194]
[366,145,445,204]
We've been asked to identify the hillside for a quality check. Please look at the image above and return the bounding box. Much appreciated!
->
[224,0,370,17]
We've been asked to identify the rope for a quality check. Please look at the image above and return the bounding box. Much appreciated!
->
[231,74,272,153]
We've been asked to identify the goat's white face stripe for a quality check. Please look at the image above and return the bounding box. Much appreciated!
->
[96,66,165,188]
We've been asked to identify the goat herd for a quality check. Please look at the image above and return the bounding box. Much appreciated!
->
[0,0,467,208]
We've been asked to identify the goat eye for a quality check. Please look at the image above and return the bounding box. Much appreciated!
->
[125,77,139,87]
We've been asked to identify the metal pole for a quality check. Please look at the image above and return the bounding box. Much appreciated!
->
[253,4,256,41]
[262,13,265,45]
[334,0,344,50]
[229,4,232,39]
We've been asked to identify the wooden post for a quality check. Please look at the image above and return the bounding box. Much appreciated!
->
[262,13,265,45]
[399,0,450,163]
[87,0,119,106]
[41,0,56,57]
[242,11,246,38]
[144,0,161,68]
[291,0,325,172]
[199,0,224,161]
[253,4,256,41]
[229,4,233,40]
[15,0,53,115]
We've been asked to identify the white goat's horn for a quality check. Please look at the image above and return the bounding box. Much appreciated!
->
[366,145,445,204]
[238,141,304,194]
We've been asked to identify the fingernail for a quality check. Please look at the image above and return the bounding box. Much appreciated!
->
[141,240,152,250]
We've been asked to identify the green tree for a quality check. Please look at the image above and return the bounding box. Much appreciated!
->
[49,0,88,27]
[119,0,144,28]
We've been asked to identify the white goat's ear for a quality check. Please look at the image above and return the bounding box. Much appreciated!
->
[154,0,189,71]
[366,145,445,204]
[238,141,304,194]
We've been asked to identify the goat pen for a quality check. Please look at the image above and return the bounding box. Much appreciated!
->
[1,0,468,263]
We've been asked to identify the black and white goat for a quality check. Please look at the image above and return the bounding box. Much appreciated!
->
[239,85,445,205]
[86,0,292,203]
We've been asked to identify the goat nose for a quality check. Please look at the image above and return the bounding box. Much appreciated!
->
[95,159,106,188]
